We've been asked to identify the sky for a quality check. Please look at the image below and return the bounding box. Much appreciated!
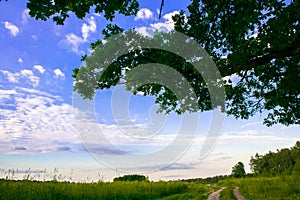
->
[0,0,299,182]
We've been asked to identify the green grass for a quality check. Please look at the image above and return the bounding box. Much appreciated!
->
[2,175,300,199]
[238,176,300,200]
[219,176,300,200]
[219,186,235,200]
[0,179,211,200]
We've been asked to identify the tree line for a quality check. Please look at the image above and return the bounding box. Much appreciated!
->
[250,141,300,176]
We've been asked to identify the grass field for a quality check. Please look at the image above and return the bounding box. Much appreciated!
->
[1,175,299,199]
[218,176,300,200]
[0,179,212,200]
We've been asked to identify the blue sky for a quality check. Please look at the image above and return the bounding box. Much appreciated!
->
[0,0,299,182]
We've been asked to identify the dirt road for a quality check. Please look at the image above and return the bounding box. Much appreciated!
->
[233,187,246,200]
[207,187,246,200]
[207,187,226,200]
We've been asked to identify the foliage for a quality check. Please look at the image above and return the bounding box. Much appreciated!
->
[292,159,300,176]
[113,174,149,182]
[231,162,246,178]
[173,0,300,126]
[73,30,224,115]
[26,0,139,25]
[250,141,300,176]
[182,175,230,184]
[4,0,299,126]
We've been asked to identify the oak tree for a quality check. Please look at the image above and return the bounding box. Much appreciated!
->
[10,0,299,126]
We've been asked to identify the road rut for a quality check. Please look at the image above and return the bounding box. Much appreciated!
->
[207,187,226,200]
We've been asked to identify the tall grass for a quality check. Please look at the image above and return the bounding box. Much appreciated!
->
[219,186,235,200]
[3,170,299,199]
[0,179,208,200]
[219,176,300,200]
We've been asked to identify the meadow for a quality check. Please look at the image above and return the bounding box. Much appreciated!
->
[1,175,300,200]
[0,179,211,200]
[218,176,300,200]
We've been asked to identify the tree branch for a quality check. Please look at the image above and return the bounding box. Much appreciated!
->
[222,43,300,77]
[159,0,164,19]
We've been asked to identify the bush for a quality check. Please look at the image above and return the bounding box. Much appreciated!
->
[113,174,149,182]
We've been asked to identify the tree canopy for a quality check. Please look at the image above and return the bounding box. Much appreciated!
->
[13,0,299,126]
[26,0,139,25]
[250,141,300,176]
[113,174,149,182]
[173,0,300,126]
[231,161,246,178]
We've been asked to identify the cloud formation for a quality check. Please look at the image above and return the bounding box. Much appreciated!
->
[134,8,153,21]
[150,11,180,32]
[33,65,46,74]
[62,33,84,54]
[53,68,65,79]
[1,69,40,87]
[60,16,97,54]
[134,11,185,37]
[21,9,30,24]
[4,21,20,37]
[0,85,79,154]
[81,16,96,41]
[18,58,23,64]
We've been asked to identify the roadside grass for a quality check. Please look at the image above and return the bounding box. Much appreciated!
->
[2,173,299,200]
[219,176,300,200]
[219,186,235,200]
[237,176,300,200]
[160,182,216,200]
[0,179,212,200]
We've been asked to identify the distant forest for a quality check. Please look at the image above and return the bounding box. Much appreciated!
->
[250,141,300,176]
[181,141,300,184]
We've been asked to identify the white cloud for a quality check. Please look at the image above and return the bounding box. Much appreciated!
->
[1,69,40,87]
[81,16,96,41]
[31,35,38,40]
[1,82,170,154]
[53,68,65,79]
[225,129,258,136]
[150,11,180,32]
[134,11,184,37]
[241,121,262,128]
[21,9,30,24]
[33,65,46,74]
[222,73,241,86]
[60,33,85,55]
[134,8,153,21]
[20,69,40,87]
[1,70,19,83]
[18,58,23,64]
[0,87,79,154]
[60,16,97,54]
[134,27,153,37]
[219,134,298,145]
[20,69,33,76]
[4,21,20,37]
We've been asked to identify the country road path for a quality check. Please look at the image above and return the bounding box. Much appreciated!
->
[233,187,246,200]
[207,187,226,200]
[207,186,247,200]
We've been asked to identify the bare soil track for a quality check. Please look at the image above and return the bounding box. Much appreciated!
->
[233,187,246,200]
[207,186,246,200]
[207,187,226,200]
